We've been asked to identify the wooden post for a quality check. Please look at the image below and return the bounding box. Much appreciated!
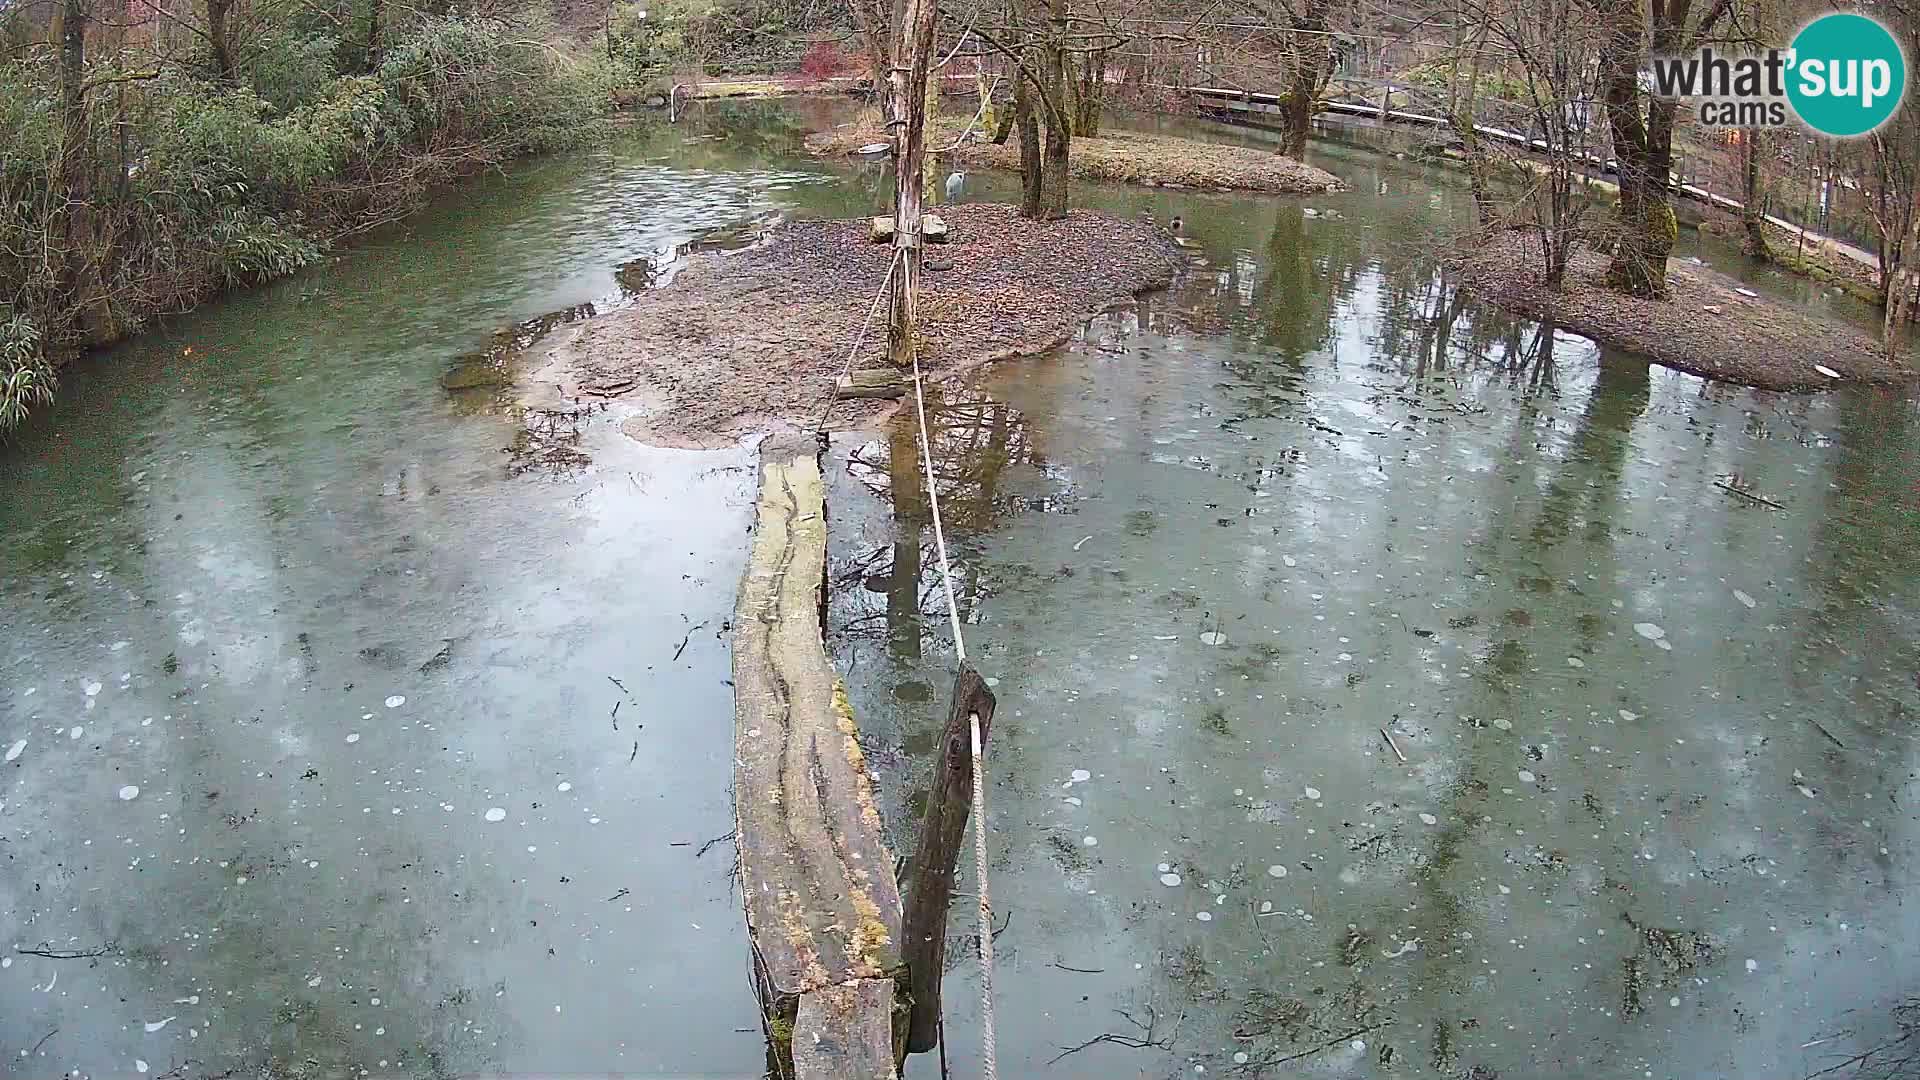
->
[886,0,939,367]
[899,664,996,1054]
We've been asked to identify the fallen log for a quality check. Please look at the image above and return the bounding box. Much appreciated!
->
[732,433,905,1079]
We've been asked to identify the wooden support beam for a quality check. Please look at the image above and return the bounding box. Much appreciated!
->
[900,664,996,1054]
[869,215,951,243]
[837,370,908,400]
[733,433,905,1079]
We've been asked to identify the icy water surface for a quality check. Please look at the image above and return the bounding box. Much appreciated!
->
[0,104,870,1078]
[2,96,1915,1079]
[831,119,1920,1079]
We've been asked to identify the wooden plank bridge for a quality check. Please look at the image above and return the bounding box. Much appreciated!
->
[732,434,903,1079]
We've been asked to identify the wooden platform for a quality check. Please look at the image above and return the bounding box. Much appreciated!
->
[732,433,904,1079]
[836,369,906,400]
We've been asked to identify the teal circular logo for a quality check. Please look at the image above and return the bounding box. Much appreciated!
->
[1787,13,1907,137]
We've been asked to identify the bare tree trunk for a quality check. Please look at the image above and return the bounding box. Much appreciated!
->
[1590,0,1722,298]
[850,0,892,102]
[57,0,85,191]
[885,0,938,367]
[1741,128,1769,259]
[1040,114,1068,217]
[973,70,1000,142]
[51,0,121,344]
[1073,50,1105,136]
[1871,133,1896,288]
[1280,0,1330,158]
[921,74,938,205]
[1451,35,1495,227]
[1641,95,1679,285]
[990,104,1016,144]
[1886,187,1920,355]
[899,668,994,1054]
[364,0,382,71]
[1014,71,1042,216]
[1039,86,1068,216]
[1593,0,1663,298]
[205,0,236,80]
[55,0,91,337]
[1037,0,1069,218]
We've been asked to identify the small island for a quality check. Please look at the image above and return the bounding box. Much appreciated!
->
[808,115,1345,195]
[520,204,1185,447]
[1454,228,1907,391]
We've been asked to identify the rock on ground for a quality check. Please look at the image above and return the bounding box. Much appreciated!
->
[1453,228,1911,391]
[520,204,1186,447]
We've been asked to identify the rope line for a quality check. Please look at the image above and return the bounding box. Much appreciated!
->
[821,218,993,1076]
[907,346,968,664]
[815,254,901,433]
[908,324,994,1079]
[970,712,997,1080]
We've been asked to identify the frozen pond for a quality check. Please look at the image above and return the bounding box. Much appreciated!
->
[0,106,879,1078]
[829,118,1920,1080]
[2,96,1914,1078]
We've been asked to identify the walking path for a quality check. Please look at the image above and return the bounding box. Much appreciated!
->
[1185,84,1882,272]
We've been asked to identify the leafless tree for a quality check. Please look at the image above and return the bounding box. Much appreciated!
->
[1581,0,1734,298]
[1454,0,1601,285]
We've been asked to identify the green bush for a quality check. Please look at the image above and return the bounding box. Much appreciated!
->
[297,75,393,161]
[0,14,608,432]
[376,16,603,152]
[252,32,345,115]
[137,81,338,208]
[604,0,799,82]
[0,308,50,433]
[208,207,324,286]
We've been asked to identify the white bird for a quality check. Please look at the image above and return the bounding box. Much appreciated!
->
[944,171,966,201]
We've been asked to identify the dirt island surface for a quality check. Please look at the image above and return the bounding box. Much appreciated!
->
[1454,228,1911,391]
[519,203,1186,447]
[806,117,1346,195]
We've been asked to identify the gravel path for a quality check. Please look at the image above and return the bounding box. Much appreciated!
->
[521,204,1186,447]
[1454,229,1911,391]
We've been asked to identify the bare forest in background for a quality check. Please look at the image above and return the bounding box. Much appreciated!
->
[3,0,1917,429]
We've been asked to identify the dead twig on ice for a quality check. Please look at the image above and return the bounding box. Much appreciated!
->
[672,620,709,662]
[14,943,116,959]
[1380,727,1407,763]
[1264,1020,1395,1066]
[1714,480,1786,510]
[1802,1000,1920,1079]
[1049,996,1183,1065]
[1050,960,1105,973]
